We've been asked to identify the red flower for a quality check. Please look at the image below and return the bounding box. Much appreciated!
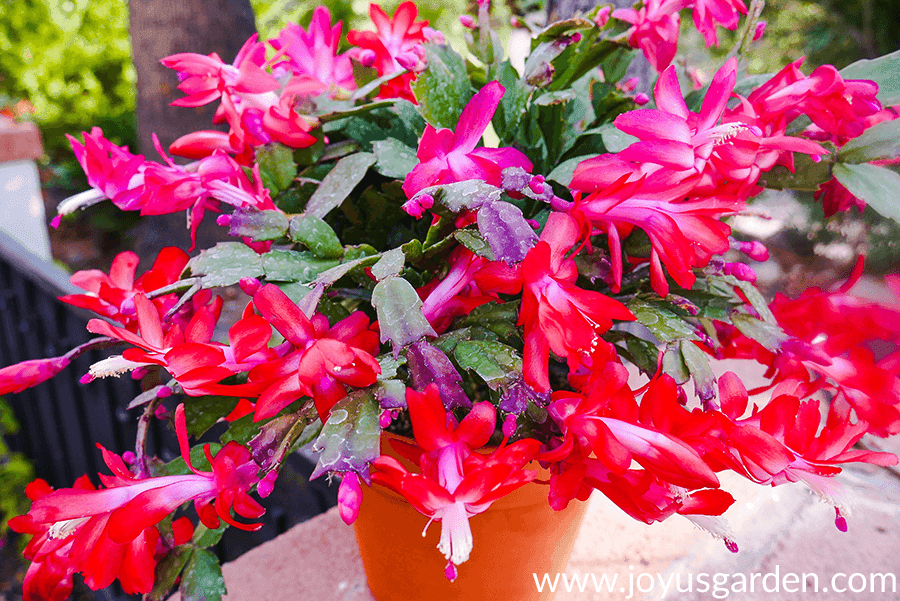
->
[715,373,897,528]
[572,161,737,296]
[9,405,263,598]
[419,247,495,332]
[84,292,267,397]
[248,284,381,420]
[59,247,189,330]
[477,212,634,391]
[371,386,540,578]
[546,372,720,491]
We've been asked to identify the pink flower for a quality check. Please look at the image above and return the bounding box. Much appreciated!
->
[163,34,319,159]
[347,2,429,101]
[476,212,635,392]
[371,386,540,577]
[0,356,71,395]
[744,59,882,145]
[161,34,279,109]
[613,58,742,173]
[691,0,747,48]
[586,57,825,197]
[612,0,682,73]
[402,80,533,199]
[571,159,738,296]
[268,7,356,97]
[64,128,146,211]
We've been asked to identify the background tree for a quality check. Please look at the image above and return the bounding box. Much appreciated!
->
[128,0,258,261]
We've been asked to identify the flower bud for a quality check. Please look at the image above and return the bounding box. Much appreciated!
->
[216,214,232,227]
[396,51,425,73]
[595,6,611,27]
[620,77,639,92]
[239,277,262,296]
[258,470,279,498]
[723,262,757,283]
[358,49,377,68]
[338,472,363,525]
[731,239,769,262]
[752,21,766,41]
[402,193,434,219]
[459,15,475,28]
[424,27,445,45]
[502,414,517,438]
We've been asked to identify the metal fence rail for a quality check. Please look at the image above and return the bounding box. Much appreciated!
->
[0,229,335,598]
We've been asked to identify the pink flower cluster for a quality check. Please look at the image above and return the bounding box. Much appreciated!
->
[614,0,748,72]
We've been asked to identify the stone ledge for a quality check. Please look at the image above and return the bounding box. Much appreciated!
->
[0,118,43,163]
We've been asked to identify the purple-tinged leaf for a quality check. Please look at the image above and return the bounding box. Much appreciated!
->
[414,180,502,213]
[477,200,538,264]
[500,166,532,191]
[406,341,471,410]
[374,379,407,409]
[498,377,550,414]
[228,207,290,241]
[311,390,381,482]
[371,276,437,352]
[249,402,319,471]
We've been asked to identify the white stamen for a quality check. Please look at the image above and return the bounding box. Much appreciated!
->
[48,517,90,539]
[89,355,146,379]
[437,502,474,565]
[708,123,753,145]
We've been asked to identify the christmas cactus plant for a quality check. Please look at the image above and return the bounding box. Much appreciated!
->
[4,0,900,599]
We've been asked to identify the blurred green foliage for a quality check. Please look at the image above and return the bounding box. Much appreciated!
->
[0,0,137,164]
[694,0,900,73]
[0,398,34,538]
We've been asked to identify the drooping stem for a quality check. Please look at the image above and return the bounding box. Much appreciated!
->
[135,394,163,478]
[63,336,122,362]
[724,0,766,65]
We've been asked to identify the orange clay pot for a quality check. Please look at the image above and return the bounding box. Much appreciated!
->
[353,434,589,601]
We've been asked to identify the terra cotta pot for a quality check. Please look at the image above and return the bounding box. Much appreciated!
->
[353,434,590,601]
